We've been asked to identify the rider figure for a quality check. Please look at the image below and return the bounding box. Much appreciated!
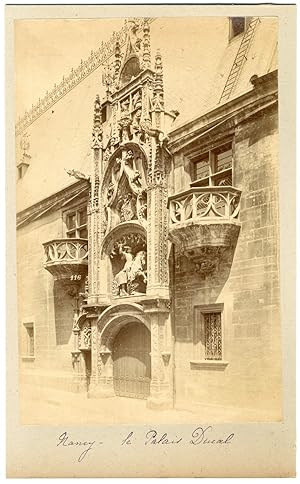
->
[115,244,133,296]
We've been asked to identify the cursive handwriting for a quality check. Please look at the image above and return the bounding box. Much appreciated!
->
[56,426,235,463]
[145,429,183,445]
[190,426,234,445]
[57,431,100,462]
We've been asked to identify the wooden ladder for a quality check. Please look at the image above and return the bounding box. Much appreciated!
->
[219,17,260,104]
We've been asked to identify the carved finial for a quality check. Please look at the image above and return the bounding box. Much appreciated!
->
[153,49,164,110]
[142,18,151,69]
[91,94,103,149]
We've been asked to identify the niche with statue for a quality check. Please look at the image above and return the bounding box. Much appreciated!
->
[110,233,147,297]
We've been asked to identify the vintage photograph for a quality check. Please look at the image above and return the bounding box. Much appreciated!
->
[15,13,282,426]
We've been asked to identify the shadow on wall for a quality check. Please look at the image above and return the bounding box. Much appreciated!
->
[53,281,76,345]
[172,236,239,343]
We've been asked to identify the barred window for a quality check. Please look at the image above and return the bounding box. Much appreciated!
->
[194,305,224,361]
[203,313,222,360]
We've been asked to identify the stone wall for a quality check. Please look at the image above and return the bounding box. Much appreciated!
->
[172,104,281,416]
[17,208,83,390]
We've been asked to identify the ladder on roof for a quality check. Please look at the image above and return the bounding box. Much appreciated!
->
[219,17,260,104]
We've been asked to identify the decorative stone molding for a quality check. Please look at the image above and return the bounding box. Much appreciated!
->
[190,247,227,276]
[190,360,229,371]
[169,222,241,254]
[101,221,146,257]
[142,298,171,313]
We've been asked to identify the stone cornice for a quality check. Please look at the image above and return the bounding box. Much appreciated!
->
[16,17,156,137]
[17,180,89,229]
[168,70,278,154]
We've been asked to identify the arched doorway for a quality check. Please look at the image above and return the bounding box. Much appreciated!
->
[112,321,151,399]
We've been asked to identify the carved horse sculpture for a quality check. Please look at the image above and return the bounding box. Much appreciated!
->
[114,248,147,296]
[128,250,147,284]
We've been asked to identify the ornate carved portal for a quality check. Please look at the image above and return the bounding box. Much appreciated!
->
[79,19,174,409]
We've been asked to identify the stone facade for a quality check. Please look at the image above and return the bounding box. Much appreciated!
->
[168,72,280,412]
[17,17,281,418]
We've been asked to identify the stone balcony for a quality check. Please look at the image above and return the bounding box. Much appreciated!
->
[168,186,241,263]
[43,238,88,281]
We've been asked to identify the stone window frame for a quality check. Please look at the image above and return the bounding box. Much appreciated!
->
[22,319,35,361]
[62,203,88,239]
[190,303,229,370]
[228,17,252,42]
[189,139,234,187]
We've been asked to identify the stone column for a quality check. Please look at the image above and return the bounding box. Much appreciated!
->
[146,175,169,298]
[71,311,86,392]
[87,316,98,396]
[146,50,169,298]
[88,95,103,305]
[89,349,115,398]
[144,300,173,409]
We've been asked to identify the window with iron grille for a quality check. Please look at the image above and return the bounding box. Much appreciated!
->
[191,141,233,187]
[203,313,222,360]
[194,305,224,361]
[64,206,88,238]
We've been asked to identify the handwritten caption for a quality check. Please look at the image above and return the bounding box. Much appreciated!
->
[56,427,235,462]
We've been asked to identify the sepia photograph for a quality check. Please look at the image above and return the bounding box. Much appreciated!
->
[15,13,281,424]
[7,3,296,478]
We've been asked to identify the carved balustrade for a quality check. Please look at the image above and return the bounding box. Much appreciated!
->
[168,187,242,255]
[43,238,88,280]
[169,186,241,225]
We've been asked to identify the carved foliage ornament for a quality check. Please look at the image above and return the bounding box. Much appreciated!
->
[79,320,92,350]
[188,247,227,276]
